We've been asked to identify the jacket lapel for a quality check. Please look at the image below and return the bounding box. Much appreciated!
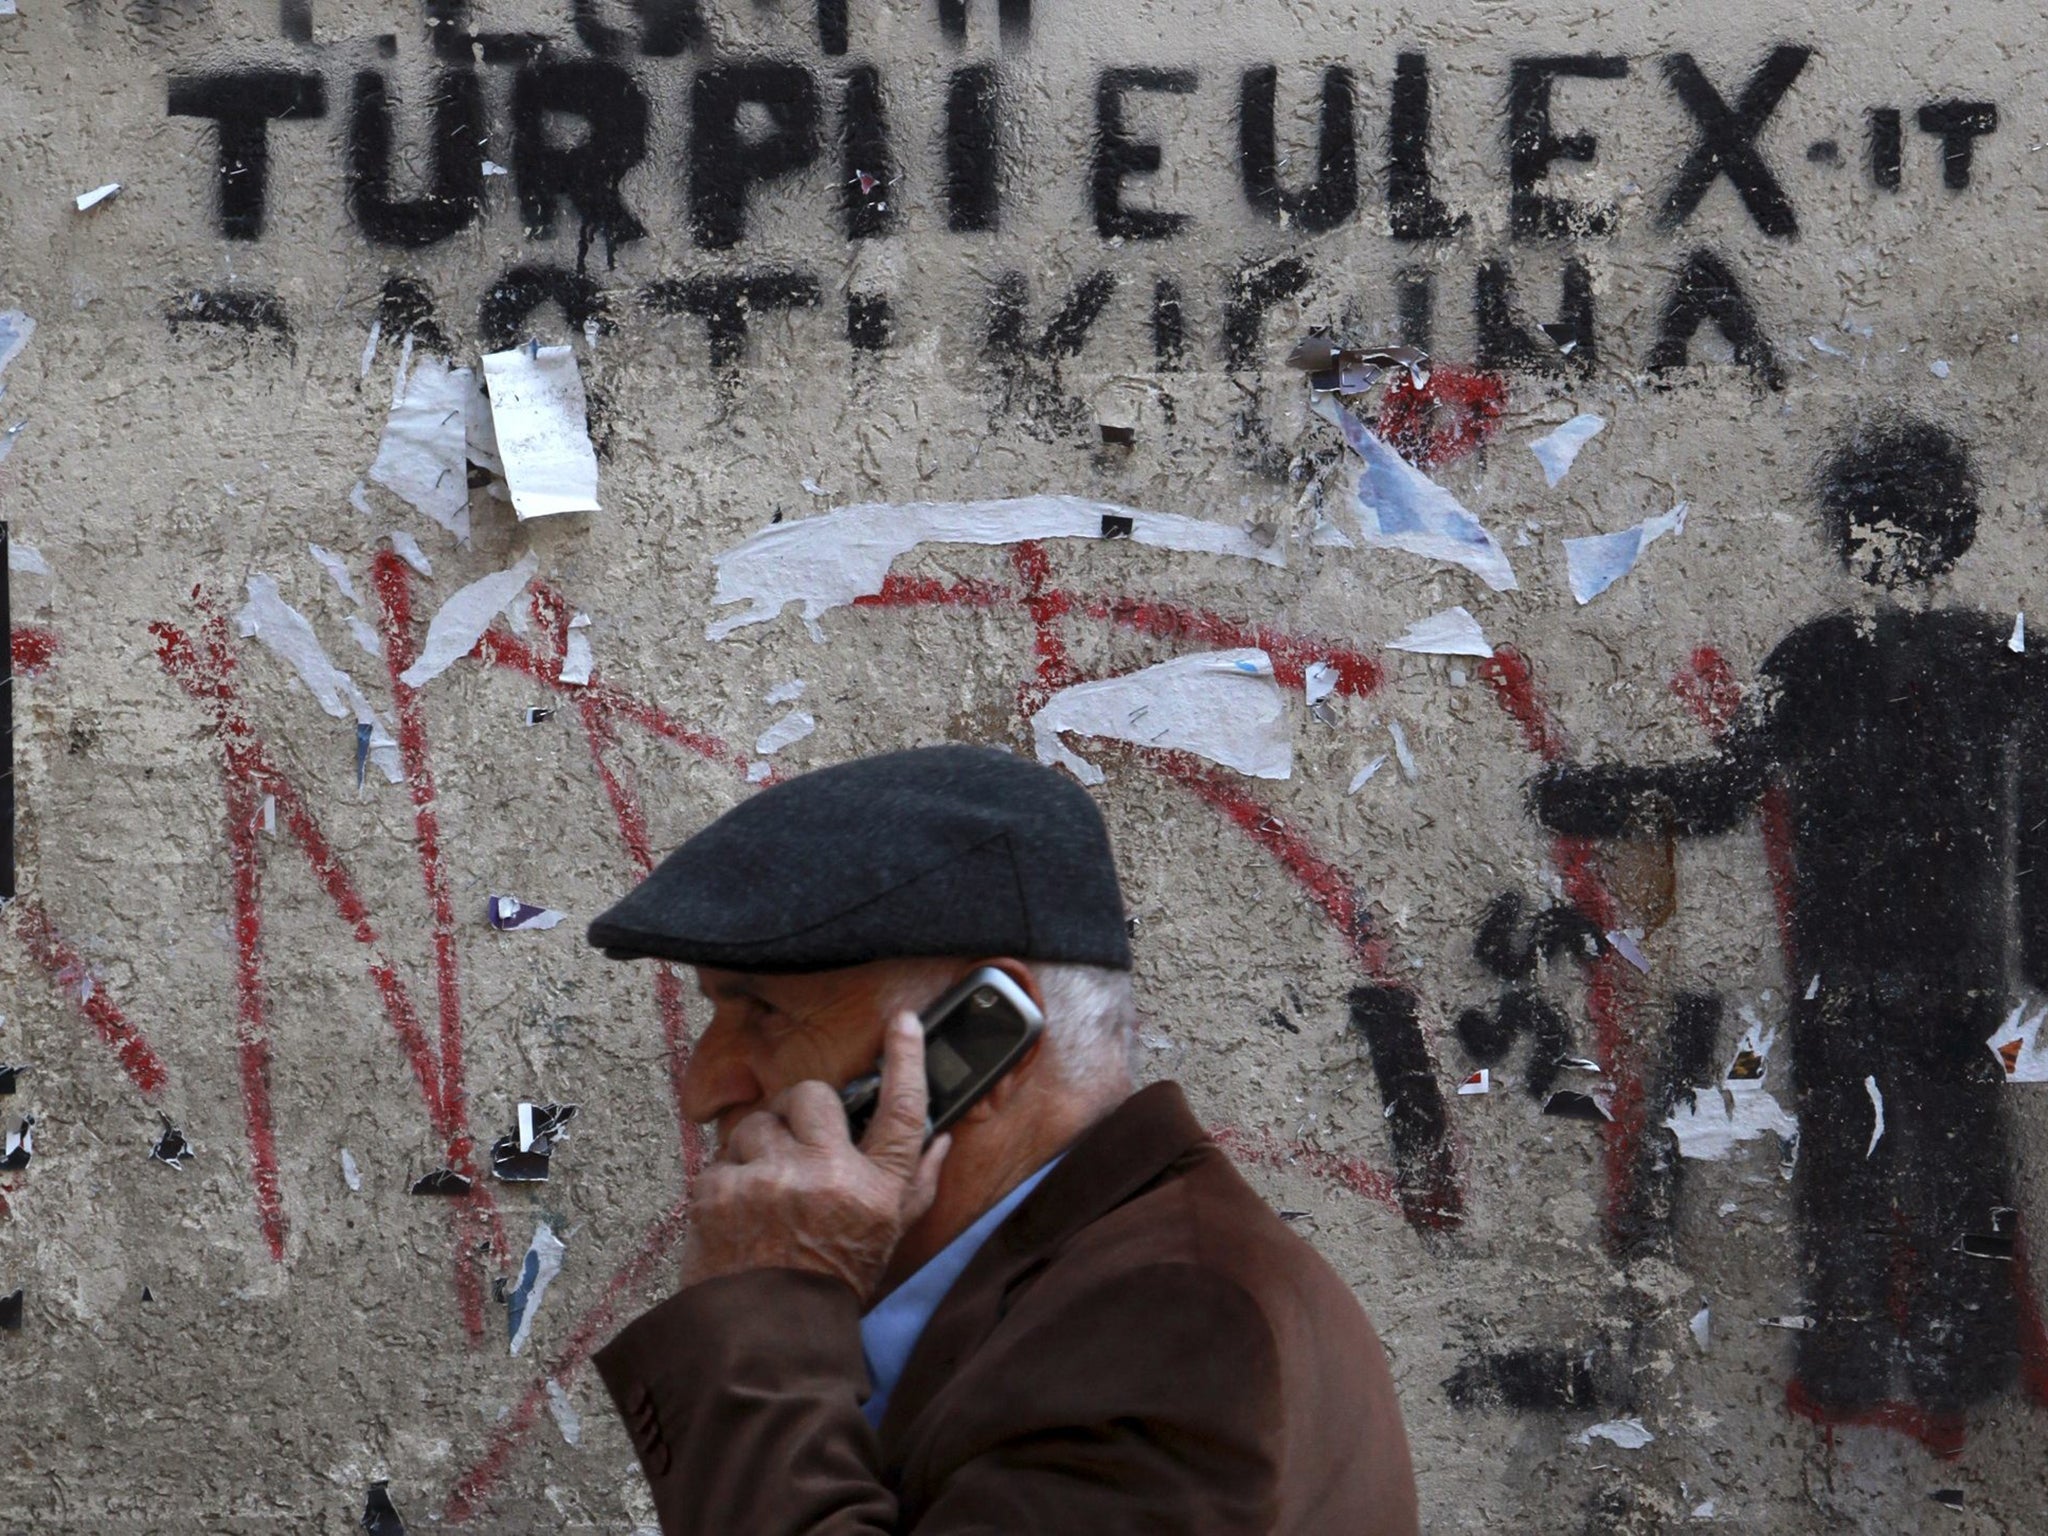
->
[877,1081,1211,1447]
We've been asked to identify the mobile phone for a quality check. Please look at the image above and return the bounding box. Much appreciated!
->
[839,967,1046,1144]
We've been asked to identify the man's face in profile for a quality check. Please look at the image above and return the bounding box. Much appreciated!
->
[686,961,951,1148]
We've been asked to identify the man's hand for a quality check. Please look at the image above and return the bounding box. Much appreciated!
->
[678,1014,951,1304]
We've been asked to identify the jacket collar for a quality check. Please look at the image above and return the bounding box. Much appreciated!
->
[878,1080,1210,1444]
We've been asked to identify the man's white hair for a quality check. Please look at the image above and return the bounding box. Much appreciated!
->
[1029,962,1138,1089]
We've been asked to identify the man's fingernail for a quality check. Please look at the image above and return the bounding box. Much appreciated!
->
[896,1016,920,1039]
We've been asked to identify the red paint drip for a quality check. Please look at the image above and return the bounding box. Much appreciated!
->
[1784,1378,1968,1459]
[1671,645,1742,737]
[1373,364,1508,470]
[1476,647,1570,764]
[1208,1124,1402,1215]
[10,626,58,676]
[6,897,170,1097]
[1087,597,1385,697]
[372,554,470,1168]
[223,772,289,1262]
[444,1192,697,1523]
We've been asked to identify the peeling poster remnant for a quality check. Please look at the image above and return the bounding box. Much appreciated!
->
[1529,413,1606,487]
[480,345,601,520]
[507,1221,567,1356]
[491,1102,578,1182]
[1030,649,1291,785]
[397,551,538,689]
[1564,503,1688,605]
[369,346,473,541]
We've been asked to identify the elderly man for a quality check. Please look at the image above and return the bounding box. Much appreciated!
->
[588,745,1418,1534]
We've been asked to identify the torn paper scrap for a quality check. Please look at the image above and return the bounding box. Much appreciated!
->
[1304,660,1339,706]
[8,538,49,575]
[1758,1315,1816,1331]
[1,1115,33,1170]
[1312,396,1519,593]
[350,481,375,517]
[361,1481,407,1536]
[481,344,600,519]
[150,1116,192,1169]
[409,1168,471,1195]
[1565,503,1688,605]
[1348,755,1388,792]
[524,707,554,725]
[764,678,807,705]
[546,1380,583,1446]
[235,576,402,782]
[1575,1418,1653,1449]
[2011,613,2026,653]
[492,1103,578,1182]
[508,1222,567,1355]
[346,615,383,659]
[0,1065,22,1094]
[359,320,381,381]
[1726,1010,1775,1082]
[340,1148,362,1191]
[387,530,432,576]
[1865,1075,1885,1157]
[708,497,1283,641]
[490,896,565,932]
[1388,720,1418,781]
[73,182,121,212]
[1987,1002,2048,1082]
[398,551,538,689]
[1529,414,1606,488]
[0,1290,21,1331]
[1666,1085,1798,1160]
[747,760,773,783]
[1386,606,1493,658]
[308,544,357,603]
[1031,649,1290,786]
[0,311,34,380]
[755,709,816,757]
[1690,1306,1711,1350]
[1606,929,1650,974]
[557,612,594,686]
[463,369,503,477]
[1457,1070,1491,1095]
[1544,1090,1612,1122]
[369,352,473,541]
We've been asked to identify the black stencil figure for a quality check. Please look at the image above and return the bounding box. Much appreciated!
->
[1531,418,2028,1416]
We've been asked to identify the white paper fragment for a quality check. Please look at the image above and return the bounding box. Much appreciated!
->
[746,760,773,783]
[801,476,829,496]
[709,497,1283,641]
[1386,606,1493,658]
[258,794,276,836]
[481,345,601,519]
[764,678,807,706]
[234,576,402,781]
[308,544,357,604]
[1529,414,1606,487]
[545,1380,582,1446]
[1348,755,1388,792]
[340,1148,362,1192]
[4,1120,35,1164]
[1031,650,1290,786]
[2010,613,2025,653]
[1930,359,1952,379]
[1458,1069,1491,1095]
[1690,1306,1711,1350]
[387,530,432,576]
[398,552,538,689]
[1606,929,1650,974]
[359,320,382,381]
[1692,1500,1717,1519]
[1810,334,1845,357]
[370,352,473,540]
[346,616,383,659]
[462,371,503,477]
[8,538,49,575]
[1805,973,1821,1000]
[755,709,817,757]
[482,159,510,177]
[1388,720,1418,782]
[0,311,33,381]
[1988,1002,2048,1082]
[0,421,25,467]
[1667,1084,1799,1161]
[1313,397,1519,592]
[73,182,121,212]
[0,4,17,18]
[1864,1075,1885,1157]
[1759,1315,1816,1331]
[491,895,567,932]
[1575,1418,1654,1449]
[349,481,375,517]
[1566,503,1688,605]
[507,1222,566,1356]
[559,616,594,687]
[1304,660,1339,706]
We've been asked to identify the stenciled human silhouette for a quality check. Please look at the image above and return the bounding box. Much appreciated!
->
[1532,417,2030,1419]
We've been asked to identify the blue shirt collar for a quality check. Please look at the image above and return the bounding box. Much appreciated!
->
[858,1157,1061,1430]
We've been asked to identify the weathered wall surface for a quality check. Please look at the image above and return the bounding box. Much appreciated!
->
[4,0,2048,1529]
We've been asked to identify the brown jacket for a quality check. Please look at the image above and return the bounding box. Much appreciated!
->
[594,1081,1419,1534]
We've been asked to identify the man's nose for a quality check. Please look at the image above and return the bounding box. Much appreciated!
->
[678,1017,761,1129]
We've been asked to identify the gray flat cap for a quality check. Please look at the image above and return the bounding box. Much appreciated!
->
[587,744,1132,973]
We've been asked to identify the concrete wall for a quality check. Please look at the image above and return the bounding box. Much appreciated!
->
[4,0,2046,1529]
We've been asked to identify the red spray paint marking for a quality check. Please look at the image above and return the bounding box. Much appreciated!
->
[152,602,507,1332]
[1671,646,1742,738]
[1208,1125,1402,1215]
[1373,364,1508,470]
[1783,1378,1967,1460]
[371,554,470,1146]
[475,626,743,769]
[223,770,289,1261]
[854,574,1012,610]
[10,626,58,675]
[1012,541,1079,715]
[444,1191,695,1524]
[1087,597,1385,698]
[1477,646,1647,1253]
[6,897,169,1097]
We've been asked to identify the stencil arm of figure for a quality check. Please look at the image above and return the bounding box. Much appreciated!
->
[1527,726,1772,840]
